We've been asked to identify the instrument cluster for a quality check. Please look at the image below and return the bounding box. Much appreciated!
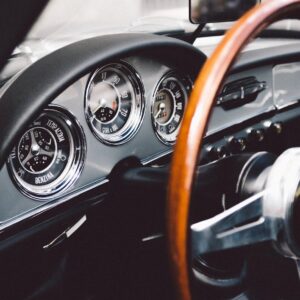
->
[85,62,192,146]
[7,61,192,200]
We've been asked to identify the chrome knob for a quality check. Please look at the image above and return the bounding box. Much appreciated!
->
[248,128,265,143]
[228,137,247,154]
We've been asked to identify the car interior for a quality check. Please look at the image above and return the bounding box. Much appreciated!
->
[2,0,300,299]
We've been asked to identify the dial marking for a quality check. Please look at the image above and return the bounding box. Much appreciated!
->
[101,72,107,80]
[111,75,120,85]
[174,114,180,123]
[112,124,119,132]
[120,108,129,118]
[102,127,110,134]
[121,91,129,99]
[175,91,181,99]
[176,102,183,110]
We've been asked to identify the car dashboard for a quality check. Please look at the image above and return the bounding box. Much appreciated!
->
[0,34,300,235]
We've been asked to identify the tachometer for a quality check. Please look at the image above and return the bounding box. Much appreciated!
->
[152,72,192,145]
[8,107,85,200]
[85,63,144,145]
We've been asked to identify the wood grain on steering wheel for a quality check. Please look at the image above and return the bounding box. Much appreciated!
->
[166,1,300,300]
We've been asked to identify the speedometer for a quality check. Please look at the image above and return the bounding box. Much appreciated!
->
[8,107,85,200]
[152,72,192,145]
[85,63,144,145]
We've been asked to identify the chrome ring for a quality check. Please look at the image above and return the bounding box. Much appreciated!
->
[151,71,192,146]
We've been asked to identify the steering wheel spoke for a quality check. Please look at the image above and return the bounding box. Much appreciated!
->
[190,191,276,259]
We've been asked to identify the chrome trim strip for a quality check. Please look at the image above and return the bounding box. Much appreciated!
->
[0,178,109,230]
[141,149,173,165]
[0,146,175,231]
[141,233,163,242]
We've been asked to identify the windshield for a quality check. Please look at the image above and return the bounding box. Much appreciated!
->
[28,0,195,40]
[28,0,300,42]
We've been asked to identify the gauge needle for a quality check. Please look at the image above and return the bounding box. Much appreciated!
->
[30,130,40,151]
[92,98,107,114]
[20,130,39,165]
[155,103,166,119]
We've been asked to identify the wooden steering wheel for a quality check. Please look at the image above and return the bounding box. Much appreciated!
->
[167,0,300,299]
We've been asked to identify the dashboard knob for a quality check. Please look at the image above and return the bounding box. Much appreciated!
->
[268,122,283,135]
[248,128,265,143]
[228,137,247,154]
[216,146,228,159]
[206,145,228,161]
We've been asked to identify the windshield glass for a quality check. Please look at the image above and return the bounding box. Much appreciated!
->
[23,0,300,41]
[28,0,194,40]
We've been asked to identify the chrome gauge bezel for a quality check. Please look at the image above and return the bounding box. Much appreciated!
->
[85,62,145,145]
[151,71,192,145]
[7,106,86,201]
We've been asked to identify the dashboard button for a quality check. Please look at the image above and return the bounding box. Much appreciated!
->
[228,137,247,154]
[216,146,229,159]
[207,145,228,161]
[268,122,283,135]
[248,129,265,143]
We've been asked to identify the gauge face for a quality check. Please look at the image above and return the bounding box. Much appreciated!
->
[152,73,191,144]
[85,63,144,145]
[19,127,57,174]
[8,108,85,200]
[153,89,174,125]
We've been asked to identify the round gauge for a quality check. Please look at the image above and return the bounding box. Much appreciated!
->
[8,107,85,200]
[85,63,144,145]
[152,72,192,144]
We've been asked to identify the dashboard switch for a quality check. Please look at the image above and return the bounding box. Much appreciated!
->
[216,146,228,159]
[244,82,266,96]
[228,137,247,154]
[206,145,228,161]
[218,77,266,109]
[268,122,283,136]
[248,128,265,143]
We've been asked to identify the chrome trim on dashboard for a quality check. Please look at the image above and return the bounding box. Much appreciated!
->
[0,177,109,231]
[0,144,175,231]
[141,233,164,242]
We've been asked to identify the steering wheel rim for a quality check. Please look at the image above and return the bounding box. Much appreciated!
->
[167,1,300,299]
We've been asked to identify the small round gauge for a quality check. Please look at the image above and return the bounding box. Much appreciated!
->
[152,72,192,144]
[8,107,86,200]
[85,63,144,145]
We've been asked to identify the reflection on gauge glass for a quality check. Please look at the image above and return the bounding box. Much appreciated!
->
[85,63,144,145]
[152,72,192,145]
[7,107,85,200]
